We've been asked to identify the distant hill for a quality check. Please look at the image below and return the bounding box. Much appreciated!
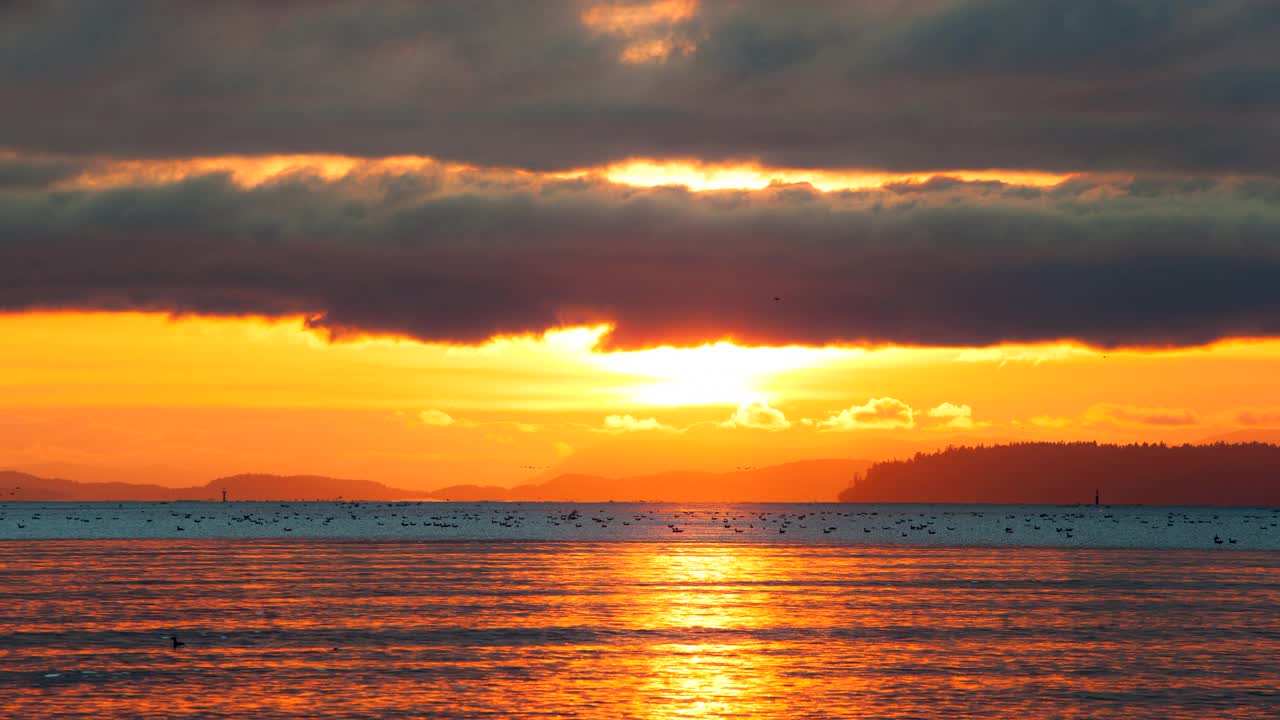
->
[1197,429,1280,446]
[0,471,423,502]
[206,474,425,501]
[2,459,870,503]
[838,442,1280,506]
[428,459,870,502]
[0,471,179,501]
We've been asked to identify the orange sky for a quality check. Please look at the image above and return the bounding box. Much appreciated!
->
[4,310,1278,490]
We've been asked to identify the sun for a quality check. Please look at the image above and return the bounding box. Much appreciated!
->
[595,341,832,407]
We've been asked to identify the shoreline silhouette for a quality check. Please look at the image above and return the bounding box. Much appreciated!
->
[840,442,1280,506]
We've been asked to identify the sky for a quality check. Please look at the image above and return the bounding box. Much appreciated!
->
[3,0,1280,490]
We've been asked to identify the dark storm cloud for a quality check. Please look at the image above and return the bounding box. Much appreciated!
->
[0,156,86,189]
[3,169,1280,348]
[2,0,1280,173]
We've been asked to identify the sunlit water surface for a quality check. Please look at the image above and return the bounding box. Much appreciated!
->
[2,503,1279,718]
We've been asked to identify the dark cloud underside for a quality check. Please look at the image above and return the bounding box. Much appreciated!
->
[3,1,1278,347]
[3,172,1279,348]
[2,0,1279,173]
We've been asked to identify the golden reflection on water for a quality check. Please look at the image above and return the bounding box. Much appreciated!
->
[2,540,1280,719]
[625,546,784,718]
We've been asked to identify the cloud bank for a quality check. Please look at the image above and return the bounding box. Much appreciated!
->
[2,1,1279,174]
[3,169,1279,348]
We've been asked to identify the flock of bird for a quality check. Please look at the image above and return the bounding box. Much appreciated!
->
[2,501,1278,548]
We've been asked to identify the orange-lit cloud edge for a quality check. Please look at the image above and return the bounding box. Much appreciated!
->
[8,305,1277,358]
[7,147,1074,194]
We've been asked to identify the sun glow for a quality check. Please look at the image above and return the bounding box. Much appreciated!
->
[0,312,845,411]
[595,159,1074,192]
[596,341,839,407]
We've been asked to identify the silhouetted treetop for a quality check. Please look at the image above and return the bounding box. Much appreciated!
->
[839,442,1280,506]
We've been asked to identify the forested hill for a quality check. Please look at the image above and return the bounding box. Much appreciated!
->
[838,442,1280,506]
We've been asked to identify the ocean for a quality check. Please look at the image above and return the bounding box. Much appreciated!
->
[2,502,1279,718]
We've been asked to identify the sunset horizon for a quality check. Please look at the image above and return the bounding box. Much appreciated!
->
[5,2,1280,717]
[5,308,1280,491]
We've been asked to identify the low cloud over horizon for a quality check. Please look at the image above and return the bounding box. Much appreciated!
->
[1084,403,1201,428]
[2,167,1279,349]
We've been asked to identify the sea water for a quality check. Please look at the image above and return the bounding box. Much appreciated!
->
[2,502,1279,718]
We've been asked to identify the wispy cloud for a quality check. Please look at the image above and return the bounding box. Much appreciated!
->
[598,414,677,433]
[1234,408,1280,427]
[1084,403,1200,428]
